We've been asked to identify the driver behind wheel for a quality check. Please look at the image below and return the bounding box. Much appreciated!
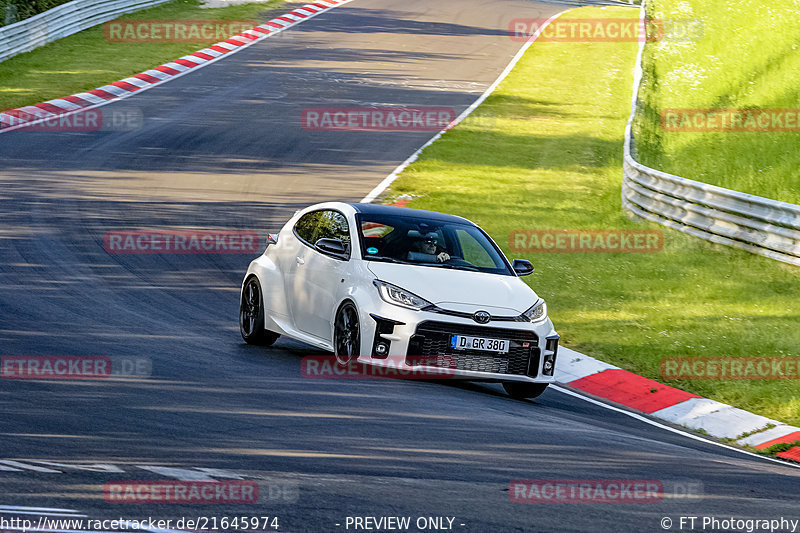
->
[407,231,450,263]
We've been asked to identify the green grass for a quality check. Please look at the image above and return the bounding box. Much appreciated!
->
[633,0,800,204]
[0,0,285,111]
[382,6,800,426]
[759,441,800,455]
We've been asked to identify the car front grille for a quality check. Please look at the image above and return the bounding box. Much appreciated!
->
[406,321,539,377]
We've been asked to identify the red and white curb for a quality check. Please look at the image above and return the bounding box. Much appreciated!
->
[0,0,354,133]
[555,348,800,460]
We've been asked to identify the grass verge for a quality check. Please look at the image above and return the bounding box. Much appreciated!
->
[633,0,800,204]
[0,0,285,111]
[382,6,800,427]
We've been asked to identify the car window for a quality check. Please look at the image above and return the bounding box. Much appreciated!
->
[316,210,351,248]
[455,228,500,269]
[294,211,321,244]
[355,213,512,275]
[295,209,351,259]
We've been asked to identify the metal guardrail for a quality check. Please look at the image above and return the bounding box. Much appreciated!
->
[0,0,169,63]
[622,3,800,267]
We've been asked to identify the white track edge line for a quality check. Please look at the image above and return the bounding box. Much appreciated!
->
[552,385,800,470]
[360,8,572,203]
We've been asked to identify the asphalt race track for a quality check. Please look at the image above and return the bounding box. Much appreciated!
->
[0,0,798,531]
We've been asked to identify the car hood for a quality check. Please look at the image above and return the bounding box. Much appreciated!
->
[366,261,538,314]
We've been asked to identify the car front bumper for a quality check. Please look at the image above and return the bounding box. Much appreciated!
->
[354,299,559,384]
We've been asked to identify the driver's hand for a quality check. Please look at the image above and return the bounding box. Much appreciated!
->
[437,252,450,262]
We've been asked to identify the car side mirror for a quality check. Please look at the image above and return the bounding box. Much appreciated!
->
[512,259,534,276]
[315,238,348,258]
[266,233,278,246]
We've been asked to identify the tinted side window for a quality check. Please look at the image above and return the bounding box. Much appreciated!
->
[316,210,351,249]
[294,210,351,252]
[294,211,321,244]
[454,228,506,270]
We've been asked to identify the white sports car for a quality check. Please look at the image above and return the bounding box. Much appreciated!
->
[239,202,559,399]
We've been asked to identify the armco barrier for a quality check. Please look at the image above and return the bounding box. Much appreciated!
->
[0,0,169,63]
[621,3,800,267]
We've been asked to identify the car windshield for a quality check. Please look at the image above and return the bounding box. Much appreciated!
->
[356,213,513,275]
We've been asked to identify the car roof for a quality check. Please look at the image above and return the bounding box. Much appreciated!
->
[347,203,475,226]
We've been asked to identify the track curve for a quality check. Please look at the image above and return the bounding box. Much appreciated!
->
[0,0,798,531]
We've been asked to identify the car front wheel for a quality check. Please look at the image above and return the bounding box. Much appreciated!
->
[240,277,280,346]
[334,301,360,366]
[502,382,549,399]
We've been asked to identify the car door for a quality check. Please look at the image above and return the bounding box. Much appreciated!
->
[281,211,319,328]
[288,209,352,341]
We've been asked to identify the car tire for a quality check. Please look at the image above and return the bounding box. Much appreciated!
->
[502,382,549,399]
[334,301,360,366]
[240,276,280,346]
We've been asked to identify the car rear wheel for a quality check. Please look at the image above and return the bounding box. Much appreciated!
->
[240,277,280,346]
[334,301,360,366]
[502,382,549,399]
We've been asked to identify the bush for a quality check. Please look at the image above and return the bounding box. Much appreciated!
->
[0,0,76,26]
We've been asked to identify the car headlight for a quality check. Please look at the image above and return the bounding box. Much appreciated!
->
[373,280,432,310]
[522,299,547,323]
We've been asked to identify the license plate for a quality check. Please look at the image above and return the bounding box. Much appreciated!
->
[450,334,509,354]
